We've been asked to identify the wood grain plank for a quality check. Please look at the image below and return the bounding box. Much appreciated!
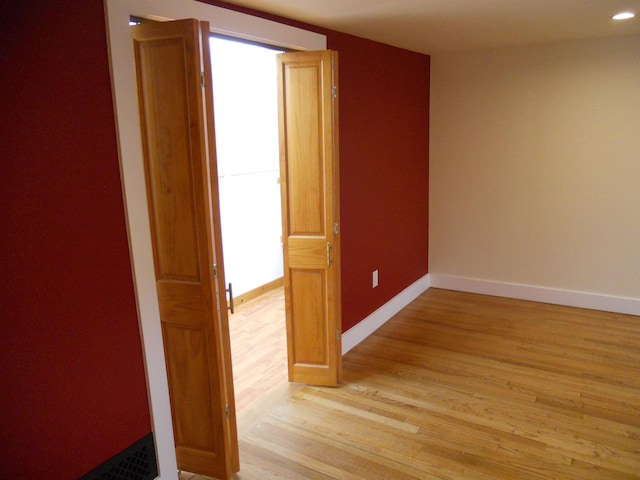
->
[183,288,640,480]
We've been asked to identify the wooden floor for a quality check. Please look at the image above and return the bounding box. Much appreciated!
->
[182,288,640,480]
[227,287,287,415]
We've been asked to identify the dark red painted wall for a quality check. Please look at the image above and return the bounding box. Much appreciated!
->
[0,0,428,476]
[327,32,430,330]
[0,1,152,478]
[202,1,431,331]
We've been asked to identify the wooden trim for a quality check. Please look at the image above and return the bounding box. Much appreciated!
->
[233,277,284,309]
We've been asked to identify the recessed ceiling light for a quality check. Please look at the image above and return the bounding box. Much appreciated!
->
[612,12,635,20]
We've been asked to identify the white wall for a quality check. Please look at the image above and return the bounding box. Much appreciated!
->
[211,38,284,297]
[429,34,640,308]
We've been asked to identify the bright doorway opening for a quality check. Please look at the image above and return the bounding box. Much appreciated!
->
[209,36,288,416]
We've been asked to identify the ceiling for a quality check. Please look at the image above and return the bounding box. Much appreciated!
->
[221,0,640,54]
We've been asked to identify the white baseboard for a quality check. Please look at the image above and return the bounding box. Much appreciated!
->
[342,274,431,354]
[429,274,640,316]
[341,273,639,355]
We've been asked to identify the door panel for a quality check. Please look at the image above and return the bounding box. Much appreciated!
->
[291,270,327,364]
[163,324,217,447]
[277,50,342,386]
[132,19,238,479]
[285,64,323,235]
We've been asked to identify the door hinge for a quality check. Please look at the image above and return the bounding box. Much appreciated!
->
[213,263,218,279]
[336,329,341,342]
[200,71,205,88]
[225,404,230,419]
[331,52,337,98]
[334,223,339,235]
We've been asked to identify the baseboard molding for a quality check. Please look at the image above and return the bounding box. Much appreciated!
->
[342,274,431,354]
[430,274,640,316]
[233,277,284,309]
[343,272,638,356]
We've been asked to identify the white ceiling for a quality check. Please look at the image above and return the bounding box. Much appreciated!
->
[221,0,640,54]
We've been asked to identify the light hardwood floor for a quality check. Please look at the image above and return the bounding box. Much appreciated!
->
[227,287,287,416]
[181,288,640,480]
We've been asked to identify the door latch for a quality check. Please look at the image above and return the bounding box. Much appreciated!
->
[226,282,234,314]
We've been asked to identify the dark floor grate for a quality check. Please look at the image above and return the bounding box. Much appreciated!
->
[81,432,158,480]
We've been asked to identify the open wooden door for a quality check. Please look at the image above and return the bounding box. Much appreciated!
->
[277,50,342,386]
[132,19,239,478]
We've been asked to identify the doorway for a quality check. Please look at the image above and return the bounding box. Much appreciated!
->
[106,1,331,472]
[208,36,288,417]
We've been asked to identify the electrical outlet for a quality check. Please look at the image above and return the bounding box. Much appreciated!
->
[372,270,379,288]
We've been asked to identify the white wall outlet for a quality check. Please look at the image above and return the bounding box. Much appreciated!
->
[372,269,379,288]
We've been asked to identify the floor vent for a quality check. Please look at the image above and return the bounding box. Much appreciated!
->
[81,432,158,480]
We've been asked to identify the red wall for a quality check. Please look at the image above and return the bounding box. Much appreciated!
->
[0,0,428,476]
[328,32,430,330]
[0,1,152,478]
[202,1,431,331]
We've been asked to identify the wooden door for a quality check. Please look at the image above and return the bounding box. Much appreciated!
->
[277,50,342,386]
[132,19,239,478]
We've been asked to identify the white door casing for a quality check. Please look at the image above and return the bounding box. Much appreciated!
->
[104,1,326,477]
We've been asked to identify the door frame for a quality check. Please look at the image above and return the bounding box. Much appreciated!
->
[105,1,326,477]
